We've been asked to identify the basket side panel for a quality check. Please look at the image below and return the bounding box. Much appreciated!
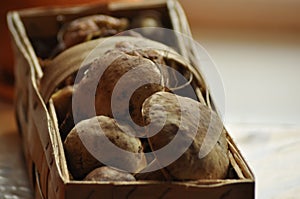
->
[64,181,254,199]
[47,162,65,199]
[65,183,113,199]
[8,11,66,199]
[28,61,66,199]
[8,12,37,191]
[165,182,254,199]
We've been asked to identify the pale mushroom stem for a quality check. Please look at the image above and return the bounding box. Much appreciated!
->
[146,137,173,181]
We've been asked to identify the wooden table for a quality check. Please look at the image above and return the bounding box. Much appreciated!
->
[0,100,33,198]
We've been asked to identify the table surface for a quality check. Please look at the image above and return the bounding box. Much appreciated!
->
[0,101,33,199]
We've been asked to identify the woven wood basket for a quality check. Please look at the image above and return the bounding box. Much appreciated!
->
[8,0,255,198]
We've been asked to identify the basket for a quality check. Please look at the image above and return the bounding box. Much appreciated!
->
[7,0,255,198]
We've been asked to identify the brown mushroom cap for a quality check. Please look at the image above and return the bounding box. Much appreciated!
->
[64,115,146,179]
[142,91,229,180]
[84,166,136,182]
[52,85,73,123]
[73,42,167,128]
[60,15,128,49]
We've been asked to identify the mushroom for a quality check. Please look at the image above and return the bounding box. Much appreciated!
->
[64,115,146,179]
[142,91,229,180]
[84,166,136,182]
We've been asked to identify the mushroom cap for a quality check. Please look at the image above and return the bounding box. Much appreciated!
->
[84,166,136,182]
[64,115,146,179]
[73,42,167,128]
[60,15,128,49]
[142,91,229,180]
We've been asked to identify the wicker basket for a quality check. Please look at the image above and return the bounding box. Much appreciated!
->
[8,0,255,198]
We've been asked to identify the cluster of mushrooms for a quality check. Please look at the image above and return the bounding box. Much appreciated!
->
[48,14,230,182]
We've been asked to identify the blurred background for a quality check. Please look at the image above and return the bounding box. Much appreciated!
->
[0,1,300,199]
[179,0,300,126]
